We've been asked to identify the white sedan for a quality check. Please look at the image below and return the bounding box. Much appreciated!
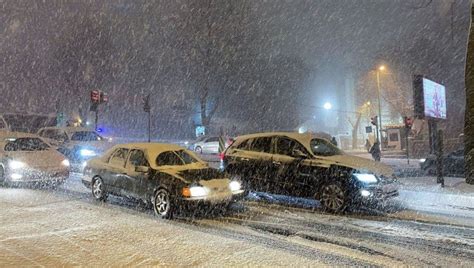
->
[0,132,70,187]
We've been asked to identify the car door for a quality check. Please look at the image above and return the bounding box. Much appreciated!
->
[123,149,151,200]
[203,137,219,154]
[244,136,275,193]
[273,136,313,196]
[103,148,129,194]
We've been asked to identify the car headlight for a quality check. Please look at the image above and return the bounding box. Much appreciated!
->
[61,159,70,167]
[189,186,208,197]
[354,173,378,184]
[9,160,26,169]
[419,158,426,163]
[229,181,241,192]
[80,149,97,157]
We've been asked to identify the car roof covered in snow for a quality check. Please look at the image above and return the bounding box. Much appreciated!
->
[234,131,331,144]
[38,126,95,133]
[107,142,196,157]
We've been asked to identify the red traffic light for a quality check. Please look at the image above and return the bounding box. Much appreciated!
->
[90,90,100,103]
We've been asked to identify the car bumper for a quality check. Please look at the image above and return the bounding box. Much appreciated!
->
[356,183,399,204]
[182,190,246,203]
[6,170,69,185]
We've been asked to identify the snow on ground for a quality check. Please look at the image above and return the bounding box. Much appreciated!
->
[1,172,473,266]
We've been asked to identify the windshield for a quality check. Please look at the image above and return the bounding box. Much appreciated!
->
[156,150,199,166]
[70,131,103,141]
[310,138,343,156]
[4,138,50,151]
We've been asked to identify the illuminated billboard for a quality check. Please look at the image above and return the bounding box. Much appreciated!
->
[413,75,447,120]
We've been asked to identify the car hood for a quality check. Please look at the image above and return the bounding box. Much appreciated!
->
[159,164,227,183]
[312,154,394,178]
[66,141,112,152]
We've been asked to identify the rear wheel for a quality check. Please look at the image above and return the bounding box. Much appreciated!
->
[91,177,107,201]
[319,181,348,213]
[153,189,174,219]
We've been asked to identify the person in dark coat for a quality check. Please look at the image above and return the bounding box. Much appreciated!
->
[331,137,338,147]
[369,141,381,162]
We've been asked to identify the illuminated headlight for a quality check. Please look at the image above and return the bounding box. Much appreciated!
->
[61,159,70,167]
[229,181,241,192]
[189,186,208,197]
[10,173,23,180]
[360,189,372,197]
[419,158,426,163]
[9,160,26,169]
[80,149,97,157]
[354,173,378,184]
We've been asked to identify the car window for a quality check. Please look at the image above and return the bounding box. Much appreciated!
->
[109,148,129,167]
[207,137,219,142]
[156,151,183,166]
[128,149,149,167]
[71,131,103,141]
[249,137,272,153]
[42,129,68,141]
[236,139,252,150]
[276,137,308,157]
[4,138,50,151]
[310,138,342,156]
[175,150,199,164]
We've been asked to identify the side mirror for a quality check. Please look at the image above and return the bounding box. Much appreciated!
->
[135,166,150,173]
[292,149,307,159]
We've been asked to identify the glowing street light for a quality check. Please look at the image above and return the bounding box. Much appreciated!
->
[323,102,332,110]
[378,65,386,71]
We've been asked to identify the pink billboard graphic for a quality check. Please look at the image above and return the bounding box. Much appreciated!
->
[422,78,446,119]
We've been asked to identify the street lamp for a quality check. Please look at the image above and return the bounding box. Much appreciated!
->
[376,65,385,147]
[323,102,332,110]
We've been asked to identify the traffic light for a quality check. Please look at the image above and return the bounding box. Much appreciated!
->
[100,92,108,104]
[90,90,100,103]
[371,116,378,126]
[143,95,151,113]
[404,116,413,129]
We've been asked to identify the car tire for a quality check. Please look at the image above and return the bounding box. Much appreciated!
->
[91,177,107,202]
[195,146,202,154]
[153,188,174,219]
[319,181,348,213]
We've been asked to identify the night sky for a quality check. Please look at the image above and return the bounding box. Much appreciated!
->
[1,0,470,139]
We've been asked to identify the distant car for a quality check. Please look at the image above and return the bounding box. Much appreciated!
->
[37,127,112,169]
[419,148,465,176]
[82,143,245,219]
[191,136,234,154]
[0,132,70,187]
[223,132,398,213]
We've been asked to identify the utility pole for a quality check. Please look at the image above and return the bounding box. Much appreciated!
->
[376,68,383,147]
[143,94,151,143]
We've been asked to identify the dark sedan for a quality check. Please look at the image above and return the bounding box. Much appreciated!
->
[420,149,465,177]
[82,143,245,219]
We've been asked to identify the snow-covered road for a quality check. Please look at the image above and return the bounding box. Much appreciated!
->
[1,174,473,266]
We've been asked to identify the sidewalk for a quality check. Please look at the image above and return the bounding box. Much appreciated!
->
[396,176,474,216]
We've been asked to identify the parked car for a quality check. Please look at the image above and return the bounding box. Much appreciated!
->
[37,127,112,170]
[82,143,245,219]
[223,132,398,213]
[419,148,465,176]
[191,136,220,154]
[0,132,70,187]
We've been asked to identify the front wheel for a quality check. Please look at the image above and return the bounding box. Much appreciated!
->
[318,181,348,213]
[91,177,107,201]
[153,189,175,219]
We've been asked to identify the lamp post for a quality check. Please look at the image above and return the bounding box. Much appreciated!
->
[376,65,385,147]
